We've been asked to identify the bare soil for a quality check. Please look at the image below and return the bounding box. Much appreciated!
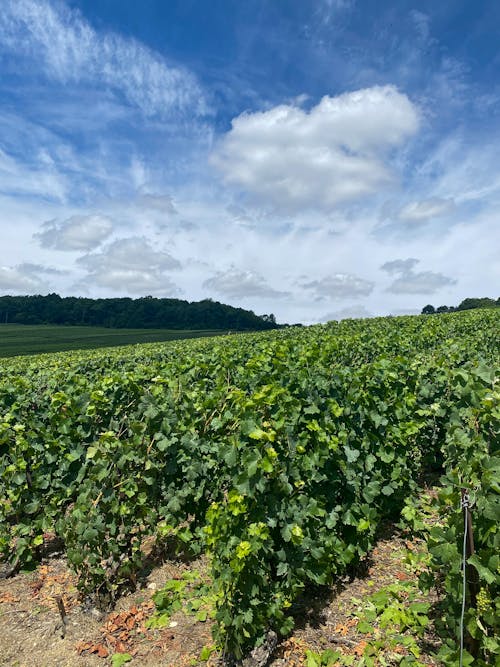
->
[0,530,442,667]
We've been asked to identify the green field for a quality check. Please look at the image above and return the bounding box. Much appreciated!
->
[0,324,225,357]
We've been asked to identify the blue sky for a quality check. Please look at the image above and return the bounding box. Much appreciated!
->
[0,0,498,323]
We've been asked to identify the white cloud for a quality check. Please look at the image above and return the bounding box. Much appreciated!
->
[0,0,208,119]
[76,269,181,296]
[0,147,68,201]
[78,237,181,272]
[322,0,354,10]
[300,273,374,300]
[139,194,178,215]
[225,204,258,229]
[211,85,419,212]
[311,0,355,30]
[418,136,500,209]
[0,109,167,205]
[18,262,67,276]
[382,258,456,294]
[397,197,456,223]
[0,264,49,292]
[34,215,113,251]
[203,267,289,299]
[387,271,456,294]
[75,236,182,296]
[381,258,419,274]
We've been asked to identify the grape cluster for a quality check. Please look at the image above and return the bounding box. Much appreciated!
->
[476,587,491,616]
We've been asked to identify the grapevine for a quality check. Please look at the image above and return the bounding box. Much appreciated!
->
[0,308,498,662]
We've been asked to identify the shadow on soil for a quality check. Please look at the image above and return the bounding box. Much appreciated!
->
[290,521,402,632]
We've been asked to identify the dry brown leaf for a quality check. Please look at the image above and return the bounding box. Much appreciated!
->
[96,644,109,658]
[75,641,94,655]
[335,623,351,637]
[354,640,367,656]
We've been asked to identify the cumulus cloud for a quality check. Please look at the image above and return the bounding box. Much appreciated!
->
[0,0,207,118]
[34,214,113,251]
[380,258,419,274]
[300,273,374,300]
[382,257,456,294]
[211,85,419,212]
[387,271,456,294]
[76,237,181,296]
[0,263,56,292]
[18,262,67,276]
[203,267,289,299]
[78,237,181,272]
[77,269,180,296]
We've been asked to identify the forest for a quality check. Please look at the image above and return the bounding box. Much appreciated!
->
[0,294,278,331]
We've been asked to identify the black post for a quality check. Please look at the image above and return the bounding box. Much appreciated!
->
[461,488,480,658]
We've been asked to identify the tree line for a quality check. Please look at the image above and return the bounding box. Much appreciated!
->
[422,297,500,314]
[0,294,279,331]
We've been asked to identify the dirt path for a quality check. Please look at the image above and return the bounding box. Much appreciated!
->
[0,530,442,667]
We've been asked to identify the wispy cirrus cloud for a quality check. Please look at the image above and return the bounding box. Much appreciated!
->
[0,0,209,119]
[0,109,139,205]
[0,146,68,201]
[397,197,456,223]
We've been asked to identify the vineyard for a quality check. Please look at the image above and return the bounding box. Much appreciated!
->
[0,309,499,666]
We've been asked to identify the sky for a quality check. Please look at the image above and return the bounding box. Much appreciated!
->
[0,0,499,324]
